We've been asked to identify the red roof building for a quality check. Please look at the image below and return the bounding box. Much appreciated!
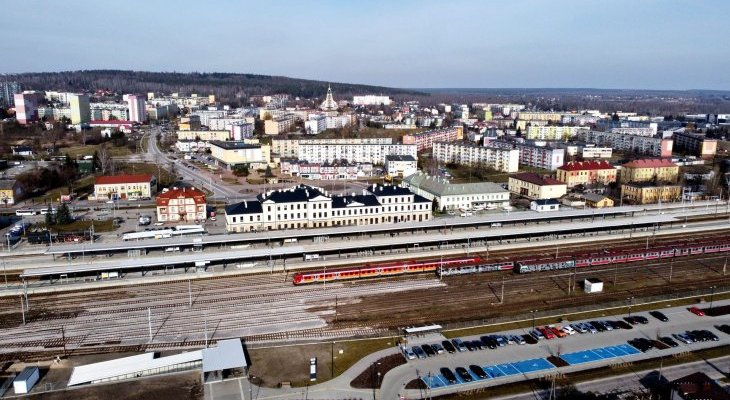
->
[621,158,679,183]
[94,174,156,200]
[156,187,207,223]
[556,161,617,188]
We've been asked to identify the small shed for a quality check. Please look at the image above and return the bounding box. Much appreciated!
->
[583,193,614,208]
[202,339,248,383]
[530,199,561,212]
[13,366,39,394]
[584,278,604,294]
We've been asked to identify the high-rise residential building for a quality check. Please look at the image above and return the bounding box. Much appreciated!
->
[579,130,673,158]
[526,126,587,141]
[0,81,22,107]
[402,127,463,151]
[68,94,91,124]
[433,141,520,173]
[13,92,43,124]
[127,94,147,123]
[352,95,392,106]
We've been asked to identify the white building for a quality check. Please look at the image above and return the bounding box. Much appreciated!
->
[581,145,613,159]
[305,115,327,134]
[280,159,373,180]
[530,199,561,212]
[433,141,519,173]
[526,126,586,141]
[353,95,392,106]
[127,94,147,123]
[385,155,418,178]
[298,143,417,165]
[91,103,129,121]
[224,184,431,232]
[401,171,510,212]
[580,130,673,158]
[272,137,394,158]
[515,142,565,170]
[230,122,254,140]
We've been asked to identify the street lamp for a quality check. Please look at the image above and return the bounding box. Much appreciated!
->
[627,297,634,317]
[531,310,537,330]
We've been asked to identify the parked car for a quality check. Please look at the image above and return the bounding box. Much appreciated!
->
[715,324,730,335]
[471,340,484,350]
[650,311,669,322]
[589,321,606,332]
[404,347,416,360]
[455,367,473,382]
[440,368,457,384]
[422,344,435,357]
[689,307,705,316]
[432,343,445,354]
[511,335,526,345]
[412,346,426,359]
[442,340,457,353]
[673,333,693,344]
[562,325,576,335]
[469,365,488,379]
[530,330,544,341]
[659,336,679,348]
[452,338,467,352]
[480,336,497,349]
[571,323,587,334]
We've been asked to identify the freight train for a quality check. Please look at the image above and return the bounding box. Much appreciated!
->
[291,238,730,285]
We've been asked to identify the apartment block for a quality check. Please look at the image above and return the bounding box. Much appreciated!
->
[621,159,679,183]
[556,160,617,188]
[433,141,519,173]
[579,130,673,157]
[402,126,463,151]
[672,131,718,159]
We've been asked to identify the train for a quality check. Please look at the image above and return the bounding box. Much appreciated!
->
[121,225,206,241]
[291,237,730,285]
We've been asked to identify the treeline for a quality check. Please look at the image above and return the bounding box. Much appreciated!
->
[7,70,425,104]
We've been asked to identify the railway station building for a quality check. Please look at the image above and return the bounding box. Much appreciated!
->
[620,183,682,204]
[401,171,509,212]
[224,183,431,232]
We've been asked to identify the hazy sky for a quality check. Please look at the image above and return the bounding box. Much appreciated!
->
[2,0,729,90]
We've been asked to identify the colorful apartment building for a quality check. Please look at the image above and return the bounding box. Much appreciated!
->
[556,160,617,188]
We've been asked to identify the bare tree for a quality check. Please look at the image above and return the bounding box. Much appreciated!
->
[97,144,114,175]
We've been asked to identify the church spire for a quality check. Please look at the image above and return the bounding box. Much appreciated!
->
[320,84,338,112]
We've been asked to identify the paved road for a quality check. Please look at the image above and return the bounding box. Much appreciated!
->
[204,300,730,400]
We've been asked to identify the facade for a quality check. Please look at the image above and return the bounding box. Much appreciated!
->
[94,174,157,200]
[209,141,271,169]
[401,171,510,211]
[516,112,562,122]
[0,81,22,106]
[402,127,463,151]
[581,146,613,159]
[208,117,255,131]
[305,115,327,134]
[530,199,561,212]
[177,130,231,141]
[580,130,673,157]
[280,159,373,180]
[127,94,147,123]
[672,131,718,159]
[583,193,614,208]
[0,179,22,205]
[156,187,207,222]
[621,159,679,183]
[515,142,565,170]
[609,127,657,137]
[90,103,129,121]
[272,137,393,158]
[353,95,392,106]
[525,126,585,140]
[433,141,519,173]
[230,122,254,140]
[68,94,91,124]
[621,183,682,204]
[385,155,417,178]
[224,184,431,232]
[508,173,567,200]
[179,116,201,131]
[175,140,210,152]
[297,143,416,165]
[264,114,296,135]
[13,92,42,124]
[556,160,617,188]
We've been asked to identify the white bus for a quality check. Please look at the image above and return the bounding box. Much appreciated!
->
[15,209,35,216]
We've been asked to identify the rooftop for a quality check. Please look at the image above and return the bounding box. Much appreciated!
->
[156,187,206,205]
[332,194,380,208]
[670,372,730,400]
[0,179,17,190]
[202,339,247,373]
[532,199,561,205]
[225,200,263,215]
[95,174,154,185]
[582,193,610,202]
[367,184,413,197]
[558,160,615,171]
[402,171,508,196]
[511,172,565,186]
[622,159,677,168]
[209,141,260,150]
[385,155,416,162]
[259,184,328,203]
[68,351,202,386]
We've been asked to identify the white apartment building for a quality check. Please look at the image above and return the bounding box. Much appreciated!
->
[90,103,129,121]
[526,126,586,141]
[271,137,393,158]
[264,114,296,135]
[298,143,417,165]
[190,110,228,126]
[353,95,392,106]
[610,127,657,137]
[581,146,613,159]
[230,122,254,140]
[580,130,673,158]
[208,117,255,131]
[127,94,147,123]
[305,115,327,134]
[401,171,510,212]
[515,142,565,170]
[385,155,418,178]
[224,184,431,232]
[177,130,231,141]
[433,141,520,173]
[280,160,373,180]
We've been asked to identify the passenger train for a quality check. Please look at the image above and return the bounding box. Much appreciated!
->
[291,238,730,285]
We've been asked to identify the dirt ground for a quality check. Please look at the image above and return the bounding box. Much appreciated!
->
[247,337,396,388]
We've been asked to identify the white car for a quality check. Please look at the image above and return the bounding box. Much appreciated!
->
[106,200,114,204]
[562,325,576,335]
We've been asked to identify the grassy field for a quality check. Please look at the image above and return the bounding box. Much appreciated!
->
[59,144,132,158]
[247,337,396,388]
[35,175,96,203]
[38,219,116,233]
[119,162,176,186]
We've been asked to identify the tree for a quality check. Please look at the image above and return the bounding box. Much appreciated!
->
[612,112,620,121]
[96,144,114,174]
[56,203,72,225]
[45,206,55,225]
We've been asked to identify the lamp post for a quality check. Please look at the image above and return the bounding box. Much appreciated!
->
[710,286,716,310]
[627,297,634,317]
[531,310,537,330]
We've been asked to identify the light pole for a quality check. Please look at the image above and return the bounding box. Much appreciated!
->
[710,286,716,310]
[627,297,634,317]
[531,310,537,330]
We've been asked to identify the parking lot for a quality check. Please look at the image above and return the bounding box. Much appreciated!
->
[391,302,730,394]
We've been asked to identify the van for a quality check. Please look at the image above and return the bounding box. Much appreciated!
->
[491,223,502,227]
[283,238,298,244]
[15,209,35,216]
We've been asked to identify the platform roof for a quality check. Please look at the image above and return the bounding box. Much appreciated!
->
[68,350,202,386]
[202,339,247,373]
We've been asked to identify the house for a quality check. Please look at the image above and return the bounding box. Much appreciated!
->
[583,193,614,208]
[401,171,510,212]
[556,160,617,188]
[621,183,682,205]
[669,372,730,400]
[508,173,567,200]
[385,155,417,178]
[621,159,679,183]
[0,179,22,205]
[530,199,561,212]
[156,187,207,223]
[94,174,157,200]
[11,146,33,157]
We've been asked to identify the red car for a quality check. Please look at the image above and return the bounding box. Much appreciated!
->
[539,327,556,340]
[689,307,705,316]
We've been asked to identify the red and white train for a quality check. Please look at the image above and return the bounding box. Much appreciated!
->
[291,237,730,285]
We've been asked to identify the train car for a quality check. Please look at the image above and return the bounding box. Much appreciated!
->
[437,261,514,277]
[517,256,575,274]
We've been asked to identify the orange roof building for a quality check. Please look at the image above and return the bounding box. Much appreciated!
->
[556,161,617,188]
[156,186,207,223]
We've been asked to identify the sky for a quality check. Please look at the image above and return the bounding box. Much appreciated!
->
[2,0,729,90]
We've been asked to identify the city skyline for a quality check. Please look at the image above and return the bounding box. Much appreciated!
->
[2,0,729,90]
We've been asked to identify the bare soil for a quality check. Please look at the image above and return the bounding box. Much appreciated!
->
[350,353,406,389]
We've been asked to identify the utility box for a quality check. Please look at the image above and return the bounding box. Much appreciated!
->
[13,366,39,394]
[584,278,604,294]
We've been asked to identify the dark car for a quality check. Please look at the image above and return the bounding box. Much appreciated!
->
[715,324,730,335]
[469,364,487,379]
[440,367,457,384]
[412,346,427,359]
[606,320,623,330]
[590,321,607,332]
[480,336,497,349]
[660,336,679,347]
[471,340,484,350]
[616,320,634,330]
[624,316,640,325]
[442,340,457,353]
[650,311,669,322]
[455,367,473,382]
[629,338,654,352]
[432,343,445,354]
[422,344,436,357]
[634,316,649,324]
[464,341,475,351]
